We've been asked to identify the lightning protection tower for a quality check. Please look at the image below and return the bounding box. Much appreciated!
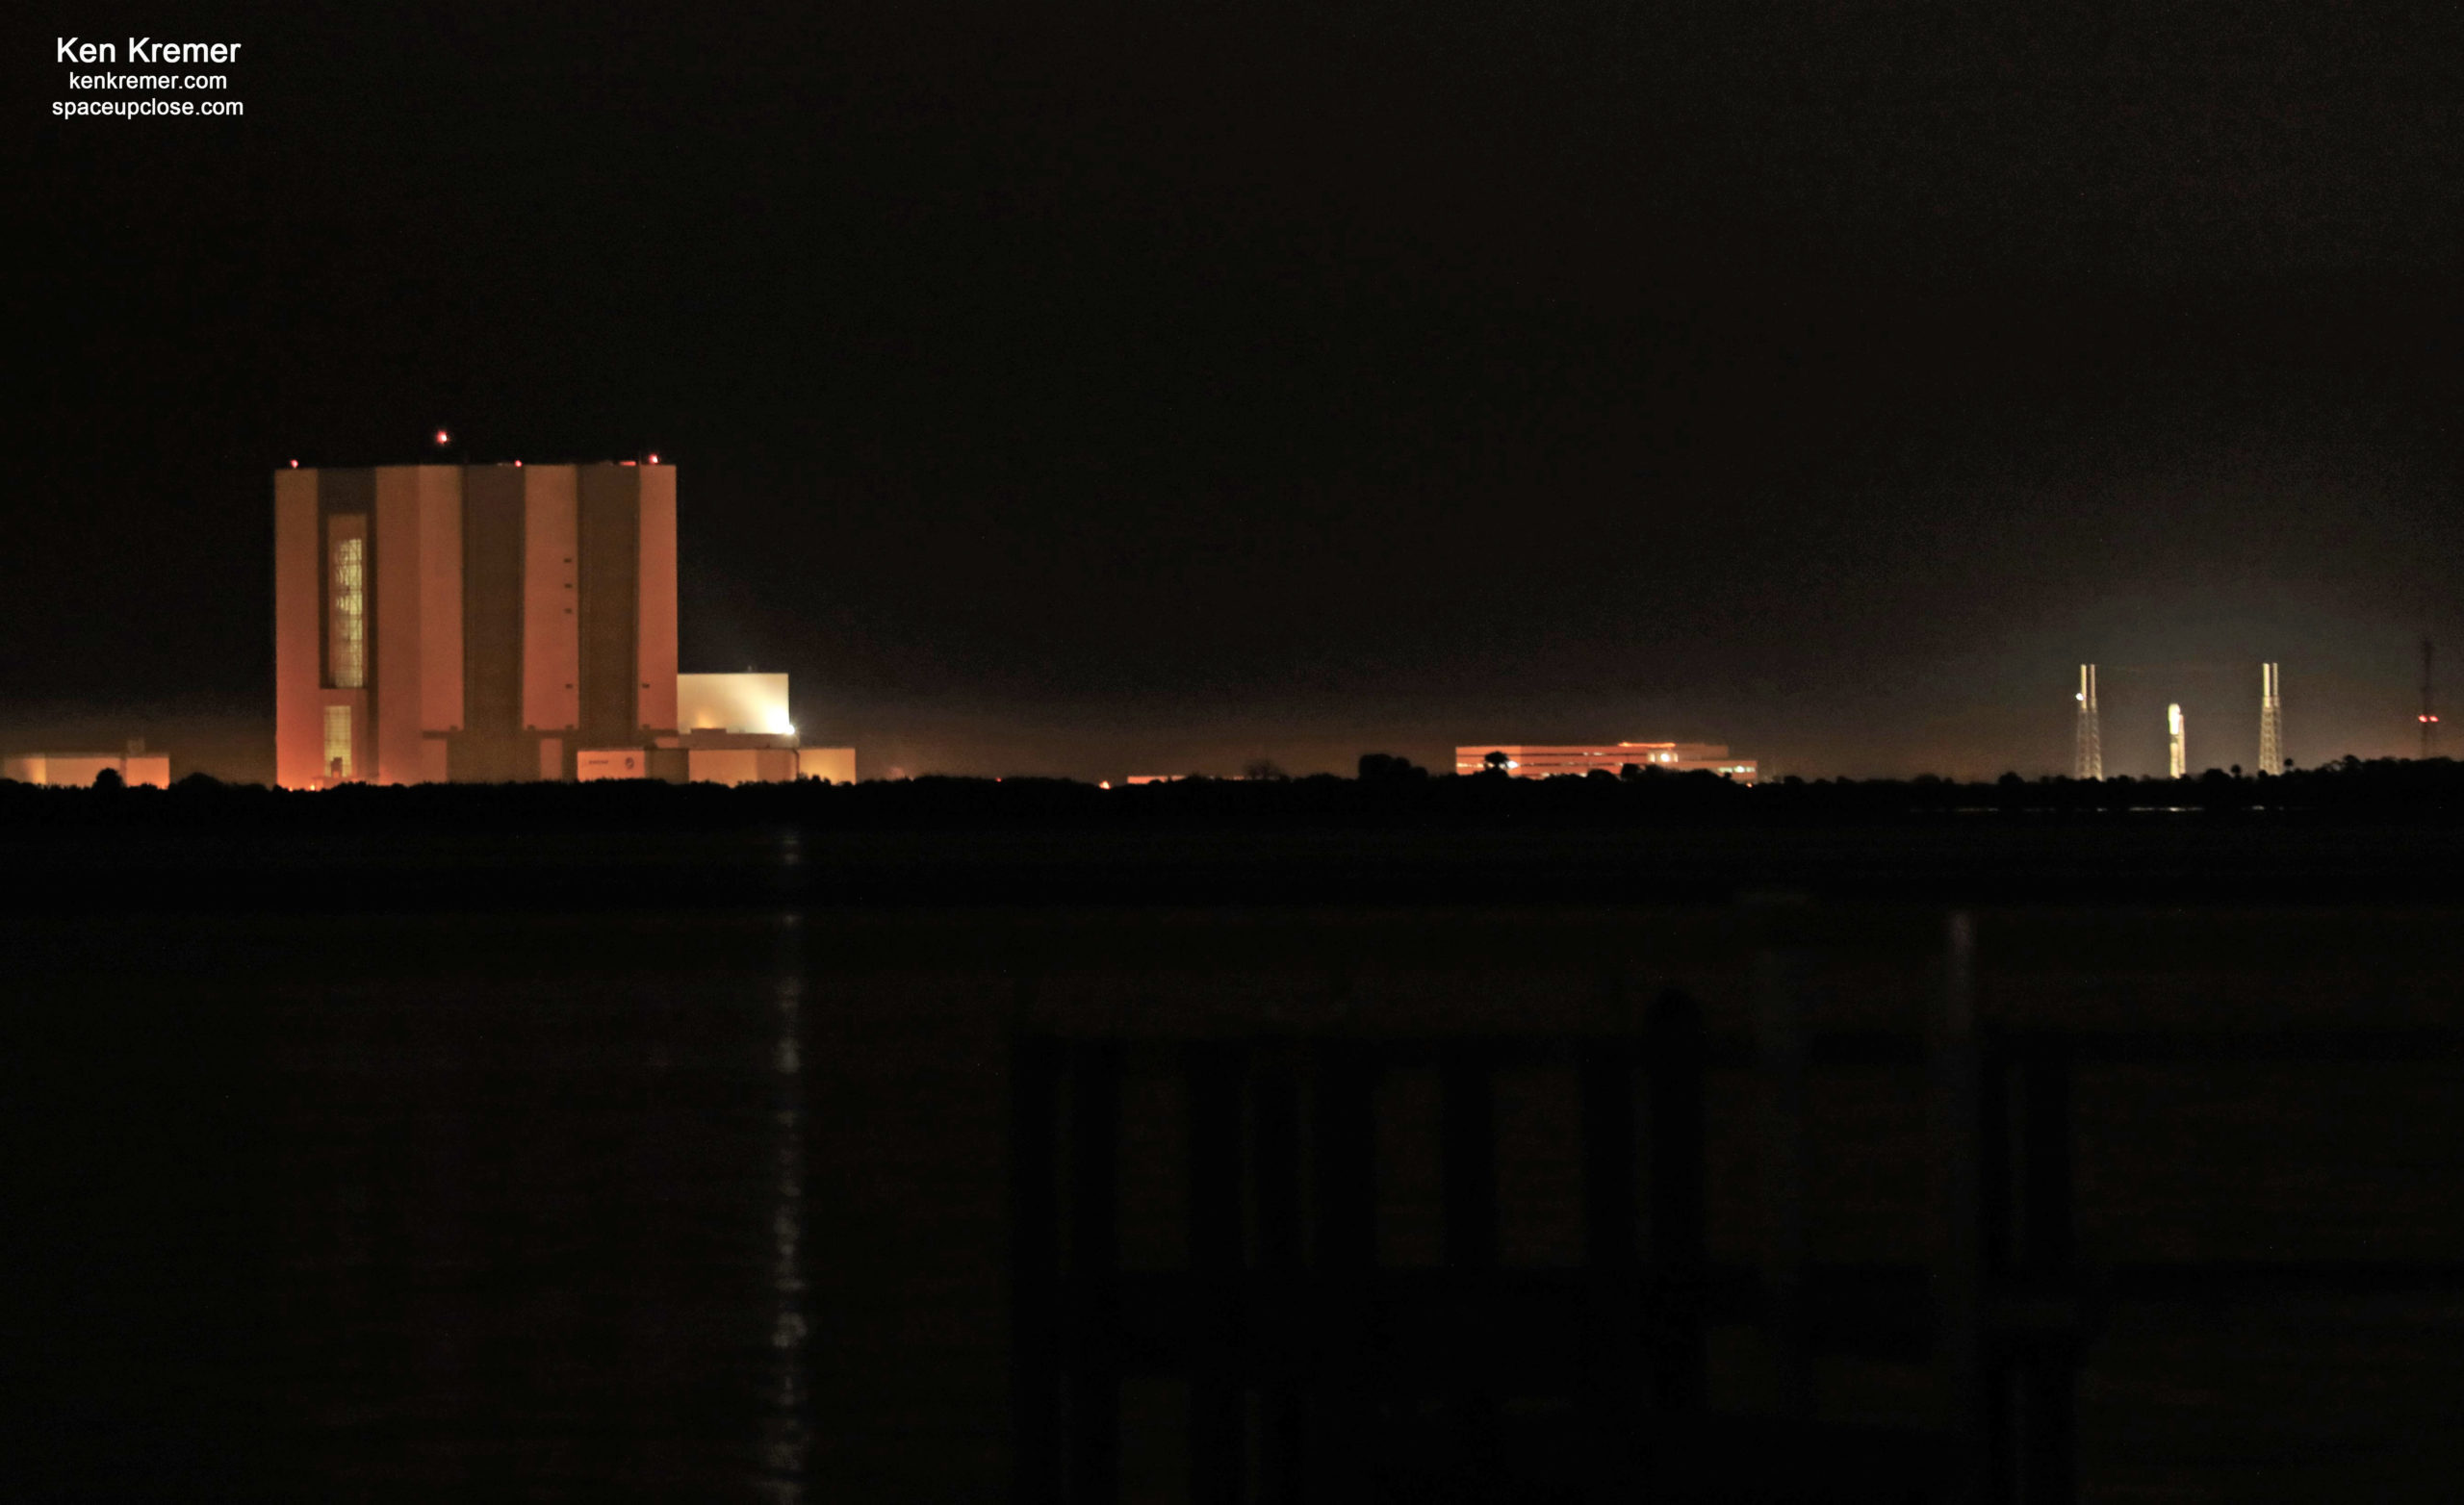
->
[2073,664,2102,779]
[2168,702,2187,779]
[2258,662,2283,776]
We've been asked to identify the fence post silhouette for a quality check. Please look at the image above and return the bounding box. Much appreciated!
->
[1186,1042,1245,1505]
[1645,991,1710,1435]
[1579,1019,1643,1499]
[1439,1043,1501,1490]
[1307,1040,1376,1502]
[1755,949,1813,1422]
[1252,1044,1305,1500]
[1065,1042,1121,1502]
[1933,911,1987,1505]
[1999,1035,2079,1502]
[1011,1029,1064,1505]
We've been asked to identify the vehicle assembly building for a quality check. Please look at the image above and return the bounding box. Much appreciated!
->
[274,461,679,786]
[272,462,855,788]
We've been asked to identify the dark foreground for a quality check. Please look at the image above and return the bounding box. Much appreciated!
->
[9,793,2464,1502]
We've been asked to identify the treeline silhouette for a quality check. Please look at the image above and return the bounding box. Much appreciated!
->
[7,754,2464,832]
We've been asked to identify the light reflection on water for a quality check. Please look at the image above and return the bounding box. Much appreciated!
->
[759,900,809,1501]
[11,884,826,1503]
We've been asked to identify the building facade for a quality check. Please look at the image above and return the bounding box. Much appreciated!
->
[1454,742,1758,784]
[273,462,679,787]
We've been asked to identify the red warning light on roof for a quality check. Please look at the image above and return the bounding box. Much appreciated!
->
[288,459,298,468]
[433,428,450,446]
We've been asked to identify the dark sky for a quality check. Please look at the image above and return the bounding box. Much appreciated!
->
[14,2,2464,780]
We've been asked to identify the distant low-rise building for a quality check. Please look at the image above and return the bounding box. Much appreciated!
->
[575,675,856,784]
[683,747,800,786]
[5,744,171,788]
[679,673,792,737]
[796,748,857,784]
[1455,742,1758,785]
[662,671,831,784]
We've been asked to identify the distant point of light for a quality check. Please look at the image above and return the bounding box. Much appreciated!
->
[648,452,659,464]
[433,428,450,446]
[1099,779,1112,790]
[621,459,637,467]
[288,459,298,468]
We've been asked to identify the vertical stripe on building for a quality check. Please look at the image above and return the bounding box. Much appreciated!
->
[272,469,323,789]
[461,468,525,735]
[577,464,642,748]
[460,467,527,780]
[417,466,465,735]
[522,465,581,735]
[637,463,679,733]
[372,469,425,785]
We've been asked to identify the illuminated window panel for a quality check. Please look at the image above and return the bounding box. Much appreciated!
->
[322,704,352,779]
[329,532,366,688]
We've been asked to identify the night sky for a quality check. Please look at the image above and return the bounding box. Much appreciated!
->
[16,2,2464,781]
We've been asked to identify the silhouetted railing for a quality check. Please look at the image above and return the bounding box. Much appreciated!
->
[1010,918,2464,1504]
